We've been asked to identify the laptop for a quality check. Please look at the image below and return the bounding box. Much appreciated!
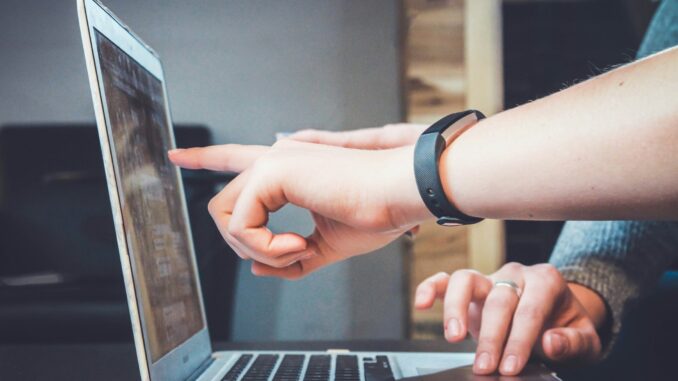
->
[76,0,523,379]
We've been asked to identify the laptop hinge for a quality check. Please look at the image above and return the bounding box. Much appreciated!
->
[186,356,216,381]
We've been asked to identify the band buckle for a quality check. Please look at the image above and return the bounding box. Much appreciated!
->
[436,217,463,226]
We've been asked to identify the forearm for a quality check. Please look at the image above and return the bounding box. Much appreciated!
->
[443,46,678,220]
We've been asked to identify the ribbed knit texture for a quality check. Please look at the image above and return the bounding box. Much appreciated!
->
[550,221,678,353]
[549,0,678,355]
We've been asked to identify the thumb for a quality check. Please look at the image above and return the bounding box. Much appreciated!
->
[249,231,338,280]
[541,326,601,362]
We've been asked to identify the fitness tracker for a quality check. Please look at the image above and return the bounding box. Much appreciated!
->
[413,110,485,226]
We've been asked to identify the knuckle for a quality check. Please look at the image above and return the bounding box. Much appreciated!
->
[434,271,450,279]
[531,264,565,293]
[418,277,435,289]
[272,139,292,149]
[226,221,243,240]
[451,269,475,282]
[271,139,291,148]
[534,263,560,278]
[501,261,523,273]
[207,197,219,217]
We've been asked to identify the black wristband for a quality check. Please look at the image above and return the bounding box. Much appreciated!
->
[413,110,485,226]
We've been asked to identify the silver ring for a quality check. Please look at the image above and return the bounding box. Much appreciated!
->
[494,280,522,298]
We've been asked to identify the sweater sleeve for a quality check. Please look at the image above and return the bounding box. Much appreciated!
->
[549,221,678,354]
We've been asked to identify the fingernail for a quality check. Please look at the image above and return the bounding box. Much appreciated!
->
[446,318,461,337]
[476,352,491,371]
[168,148,184,155]
[501,355,518,374]
[550,333,566,356]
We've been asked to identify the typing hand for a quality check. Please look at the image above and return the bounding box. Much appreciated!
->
[286,123,427,150]
[414,263,605,376]
[169,140,430,279]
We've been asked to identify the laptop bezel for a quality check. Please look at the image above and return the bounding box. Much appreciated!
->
[77,1,212,379]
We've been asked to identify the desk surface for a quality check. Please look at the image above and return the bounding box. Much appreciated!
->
[0,340,478,381]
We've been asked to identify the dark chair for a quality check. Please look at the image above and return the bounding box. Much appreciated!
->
[0,124,236,342]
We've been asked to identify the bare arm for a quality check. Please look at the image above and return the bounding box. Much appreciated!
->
[170,47,678,279]
[443,46,678,220]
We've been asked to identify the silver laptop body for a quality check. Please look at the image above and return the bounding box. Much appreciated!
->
[77,0,475,379]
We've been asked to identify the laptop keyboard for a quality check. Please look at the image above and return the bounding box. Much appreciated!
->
[335,355,359,381]
[303,355,331,381]
[274,354,305,381]
[362,356,394,381]
[222,353,394,381]
[222,354,255,381]
[242,354,280,381]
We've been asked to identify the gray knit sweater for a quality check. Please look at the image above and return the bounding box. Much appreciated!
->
[550,222,678,347]
[549,0,678,352]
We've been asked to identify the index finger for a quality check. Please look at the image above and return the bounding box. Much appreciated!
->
[168,144,269,172]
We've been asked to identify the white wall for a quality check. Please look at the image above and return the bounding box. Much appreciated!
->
[0,0,405,340]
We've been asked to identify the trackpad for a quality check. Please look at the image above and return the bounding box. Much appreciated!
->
[404,363,560,380]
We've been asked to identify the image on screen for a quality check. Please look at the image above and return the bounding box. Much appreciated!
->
[95,30,203,361]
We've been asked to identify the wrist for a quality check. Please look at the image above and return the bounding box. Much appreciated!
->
[422,111,486,224]
[382,145,434,228]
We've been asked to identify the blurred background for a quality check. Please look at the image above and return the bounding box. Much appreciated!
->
[0,0,665,370]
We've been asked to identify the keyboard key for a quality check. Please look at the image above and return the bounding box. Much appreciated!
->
[221,354,253,381]
[303,355,331,381]
[335,355,359,381]
[363,355,394,381]
[272,354,305,381]
[242,354,280,381]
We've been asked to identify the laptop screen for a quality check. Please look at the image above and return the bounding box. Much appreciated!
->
[95,30,204,362]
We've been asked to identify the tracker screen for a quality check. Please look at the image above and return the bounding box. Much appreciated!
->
[95,30,203,361]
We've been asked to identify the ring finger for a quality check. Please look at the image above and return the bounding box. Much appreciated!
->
[473,282,521,374]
